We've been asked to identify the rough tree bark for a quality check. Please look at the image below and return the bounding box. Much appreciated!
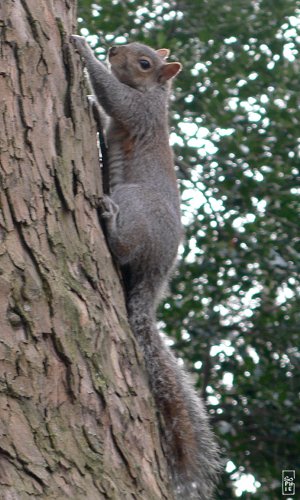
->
[0,1,172,498]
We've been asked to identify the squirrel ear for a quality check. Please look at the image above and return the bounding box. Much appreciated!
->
[156,48,170,59]
[159,62,182,82]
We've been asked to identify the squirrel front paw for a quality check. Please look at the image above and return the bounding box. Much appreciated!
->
[70,34,89,58]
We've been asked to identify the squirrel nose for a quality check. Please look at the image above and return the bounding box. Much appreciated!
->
[109,46,118,57]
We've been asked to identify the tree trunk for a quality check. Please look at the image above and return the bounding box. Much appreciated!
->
[0,1,171,498]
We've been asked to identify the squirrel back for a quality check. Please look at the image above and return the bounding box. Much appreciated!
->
[71,36,221,499]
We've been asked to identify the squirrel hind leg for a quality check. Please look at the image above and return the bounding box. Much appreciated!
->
[101,196,147,266]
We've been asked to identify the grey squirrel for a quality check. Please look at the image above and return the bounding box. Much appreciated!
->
[70,35,221,499]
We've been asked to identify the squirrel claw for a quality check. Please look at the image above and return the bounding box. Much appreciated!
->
[70,34,86,44]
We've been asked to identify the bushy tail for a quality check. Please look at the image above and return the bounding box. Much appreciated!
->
[127,287,221,499]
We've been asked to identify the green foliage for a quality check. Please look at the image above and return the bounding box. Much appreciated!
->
[78,1,300,497]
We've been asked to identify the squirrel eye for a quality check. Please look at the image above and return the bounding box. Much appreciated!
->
[139,59,151,70]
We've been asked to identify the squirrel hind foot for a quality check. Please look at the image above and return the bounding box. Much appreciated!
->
[99,195,119,219]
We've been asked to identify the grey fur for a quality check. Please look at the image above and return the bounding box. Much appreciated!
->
[71,35,221,498]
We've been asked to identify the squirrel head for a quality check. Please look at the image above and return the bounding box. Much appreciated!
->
[108,42,182,91]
